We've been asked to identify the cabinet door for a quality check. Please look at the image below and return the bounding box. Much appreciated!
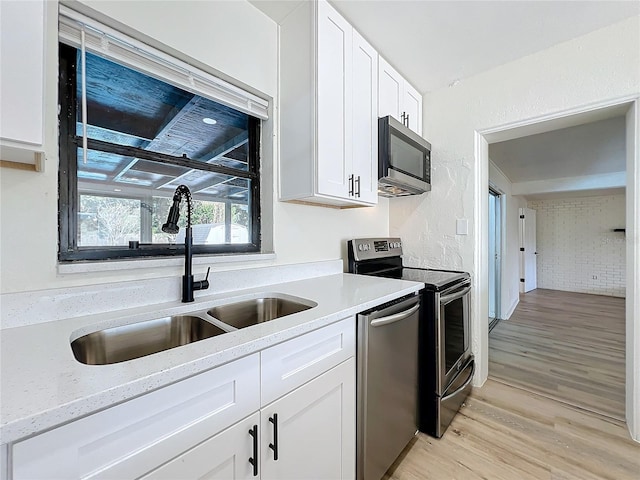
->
[0,0,44,146]
[403,82,423,135]
[141,412,260,480]
[351,31,378,205]
[378,56,402,123]
[261,358,356,480]
[316,0,352,200]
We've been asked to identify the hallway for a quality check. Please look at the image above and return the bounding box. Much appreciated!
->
[489,288,625,420]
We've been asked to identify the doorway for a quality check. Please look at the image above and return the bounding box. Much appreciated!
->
[476,98,639,439]
[488,188,501,331]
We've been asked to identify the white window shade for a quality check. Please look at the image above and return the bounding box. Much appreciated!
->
[58,5,269,120]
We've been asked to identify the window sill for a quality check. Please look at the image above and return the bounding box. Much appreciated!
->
[57,252,277,275]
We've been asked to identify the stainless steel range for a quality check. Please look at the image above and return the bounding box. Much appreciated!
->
[348,237,474,441]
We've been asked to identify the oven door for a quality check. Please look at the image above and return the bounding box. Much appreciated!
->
[436,279,471,394]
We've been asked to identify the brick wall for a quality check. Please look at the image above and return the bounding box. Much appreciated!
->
[528,195,626,297]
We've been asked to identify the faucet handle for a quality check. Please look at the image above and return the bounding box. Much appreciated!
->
[193,267,210,292]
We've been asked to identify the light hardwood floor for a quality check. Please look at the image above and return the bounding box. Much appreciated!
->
[382,289,637,480]
[383,379,640,480]
[489,288,625,420]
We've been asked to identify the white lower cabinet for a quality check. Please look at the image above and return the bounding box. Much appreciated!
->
[143,358,355,480]
[12,354,260,480]
[261,357,355,480]
[141,412,260,480]
[10,318,356,480]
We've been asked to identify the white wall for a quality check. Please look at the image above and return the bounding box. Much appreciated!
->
[0,0,389,294]
[529,195,626,297]
[489,161,527,319]
[389,16,639,394]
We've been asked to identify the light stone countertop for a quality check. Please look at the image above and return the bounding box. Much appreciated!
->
[0,273,422,445]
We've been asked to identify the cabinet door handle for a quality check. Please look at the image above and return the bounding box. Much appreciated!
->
[406,114,410,127]
[355,175,361,198]
[401,112,406,125]
[248,425,258,476]
[348,174,354,196]
[269,413,279,460]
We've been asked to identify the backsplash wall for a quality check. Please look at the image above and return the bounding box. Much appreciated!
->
[528,194,626,297]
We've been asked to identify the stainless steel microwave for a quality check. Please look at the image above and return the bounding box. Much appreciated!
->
[378,115,431,197]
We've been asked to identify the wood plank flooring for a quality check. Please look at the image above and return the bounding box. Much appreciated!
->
[383,380,640,480]
[489,289,625,420]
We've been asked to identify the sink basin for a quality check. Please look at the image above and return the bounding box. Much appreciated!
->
[71,315,227,365]
[207,297,314,329]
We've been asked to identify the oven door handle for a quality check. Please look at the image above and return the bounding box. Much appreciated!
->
[442,361,475,401]
[440,285,471,305]
[370,303,420,327]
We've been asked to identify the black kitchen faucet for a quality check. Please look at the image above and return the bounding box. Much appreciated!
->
[162,185,210,302]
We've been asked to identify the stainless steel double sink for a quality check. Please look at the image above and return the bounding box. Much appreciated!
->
[71,295,316,366]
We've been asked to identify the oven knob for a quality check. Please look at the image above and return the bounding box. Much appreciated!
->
[364,244,370,251]
[358,244,364,251]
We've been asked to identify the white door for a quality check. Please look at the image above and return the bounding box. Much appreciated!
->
[351,30,378,204]
[316,0,352,199]
[403,82,422,135]
[520,207,537,293]
[260,358,356,480]
[489,193,497,318]
[141,413,260,480]
[378,56,402,122]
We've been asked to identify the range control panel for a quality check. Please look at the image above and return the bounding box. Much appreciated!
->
[348,237,403,261]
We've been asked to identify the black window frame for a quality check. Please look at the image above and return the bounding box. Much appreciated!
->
[58,43,261,262]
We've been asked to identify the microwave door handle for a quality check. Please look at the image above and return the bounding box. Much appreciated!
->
[440,285,471,305]
[370,303,420,327]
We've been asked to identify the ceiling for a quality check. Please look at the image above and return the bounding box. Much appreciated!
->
[78,49,251,203]
[249,0,639,93]
[489,116,627,184]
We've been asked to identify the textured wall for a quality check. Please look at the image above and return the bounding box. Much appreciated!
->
[529,195,626,297]
[389,16,639,383]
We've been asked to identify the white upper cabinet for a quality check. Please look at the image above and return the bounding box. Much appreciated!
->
[0,0,45,148]
[351,31,379,204]
[280,0,378,207]
[378,56,422,135]
[316,0,353,200]
[402,82,423,135]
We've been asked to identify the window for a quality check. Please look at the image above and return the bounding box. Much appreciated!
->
[58,41,261,261]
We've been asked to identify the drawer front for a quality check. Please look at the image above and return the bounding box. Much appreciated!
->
[12,354,259,480]
[261,317,355,406]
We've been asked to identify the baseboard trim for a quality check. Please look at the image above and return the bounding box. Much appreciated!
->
[503,296,520,320]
